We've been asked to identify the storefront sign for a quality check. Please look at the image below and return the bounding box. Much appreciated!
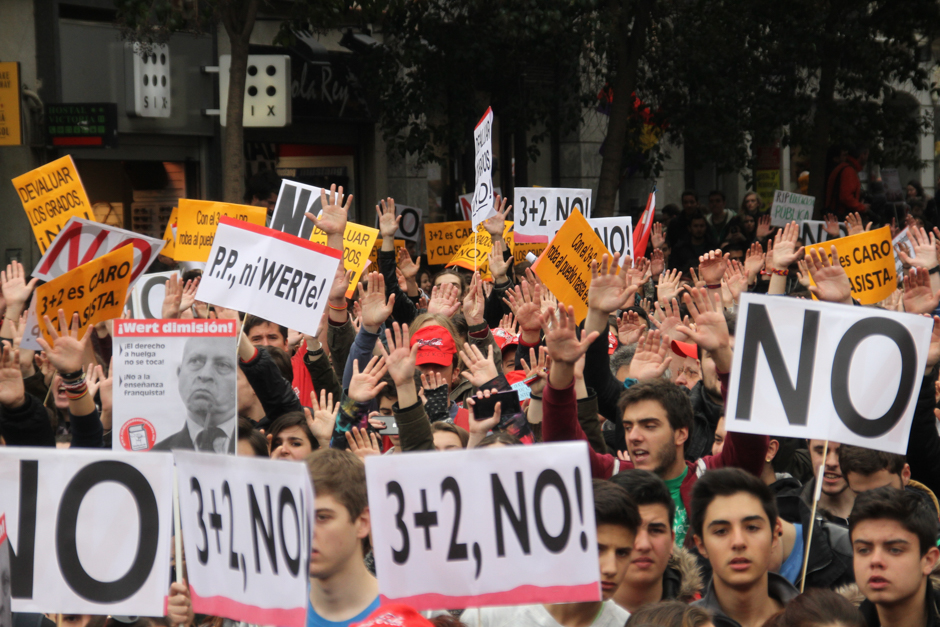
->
[47,103,118,148]
[0,61,22,146]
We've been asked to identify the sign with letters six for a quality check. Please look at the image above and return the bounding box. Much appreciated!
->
[514,188,592,242]
[1,448,174,615]
[12,155,96,253]
[366,442,600,610]
[173,450,314,627]
[174,199,267,263]
[725,293,932,454]
[196,217,342,338]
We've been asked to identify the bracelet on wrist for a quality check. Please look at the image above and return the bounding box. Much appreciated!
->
[929,266,940,275]
[761,268,788,277]
[59,369,85,382]
[328,302,348,311]
[705,283,722,290]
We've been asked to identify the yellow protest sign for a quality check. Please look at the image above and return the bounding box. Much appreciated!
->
[0,62,22,146]
[514,242,546,265]
[532,209,611,323]
[804,225,897,305]
[424,221,474,265]
[161,206,178,259]
[447,222,514,280]
[13,155,95,253]
[35,245,133,343]
[174,199,267,262]
[310,222,380,299]
[368,238,407,266]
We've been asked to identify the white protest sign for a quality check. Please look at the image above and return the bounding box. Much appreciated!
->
[799,220,847,246]
[459,188,501,221]
[113,319,238,452]
[726,293,932,454]
[32,217,164,285]
[0,448,173,614]
[470,107,495,228]
[269,179,324,239]
[770,190,815,227]
[195,217,342,338]
[893,227,912,279]
[375,203,423,242]
[514,188,593,242]
[173,451,314,627]
[589,217,633,262]
[127,270,175,319]
[366,442,600,610]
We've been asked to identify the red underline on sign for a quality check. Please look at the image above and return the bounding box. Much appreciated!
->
[189,587,306,627]
[380,581,601,611]
[219,216,343,260]
[53,136,103,146]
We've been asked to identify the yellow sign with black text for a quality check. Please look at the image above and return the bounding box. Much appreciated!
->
[309,222,380,299]
[13,155,95,253]
[804,226,896,305]
[447,222,514,280]
[174,199,267,262]
[424,221,474,265]
[0,62,22,146]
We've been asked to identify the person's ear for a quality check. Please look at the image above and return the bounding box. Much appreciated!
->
[693,534,707,560]
[772,518,782,549]
[923,546,940,576]
[766,439,780,464]
[674,427,689,447]
[357,506,372,539]
[902,463,912,486]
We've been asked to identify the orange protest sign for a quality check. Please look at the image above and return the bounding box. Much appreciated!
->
[13,155,95,253]
[174,199,267,262]
[368,239,407,267]
[531,209,611,322]
[447,222,514,280]
[514,242,546,265]
[35,245,133,343]
[804,225,897,305]
[424,221,474,265]
[310,222,379,299]
[161,206,178,259]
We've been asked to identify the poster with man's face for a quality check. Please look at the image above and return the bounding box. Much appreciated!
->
[112,319,238,453]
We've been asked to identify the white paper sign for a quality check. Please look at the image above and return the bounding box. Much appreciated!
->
[173,451,314,627]
[32,217,164,285]
[459,188,501,222]
[113,319,238,452]
[589,217,633,262]
[770,190,815,227]
[127,270,175,319]
[726,293,932,454]
[470,108,495,228]
[269,180,325,239]
[799,220,847,245]
[514,188,593,242]
[0,448,173,615]
[195,217,342,337]
[366,442,600,610]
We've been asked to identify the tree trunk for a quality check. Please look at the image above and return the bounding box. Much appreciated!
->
[221,0,259,204]
[808,52,838,220]
[595,0,652,217]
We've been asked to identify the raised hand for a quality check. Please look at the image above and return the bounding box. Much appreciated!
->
[650,248,666,277]
[306,388,338,447]
[308,184,351,236]
[421,371,447,391]
[467,389,502,445]
[488,240,511,282]
[346,426,382,459]
[744,242,765,283]
[897,225,938,271]
[427,283,461,317]
[626,256,650,289]
[657,269,681,306]
[459,342,499,387]
[167,581,195,627]
[462,272,485,327]
[676,287,732,371]
[380,322,418,387]
[328,264,354,304]
[519,346,550,396]
[97,358,113,413]
[723,260,747,304]
[698,250,729,286]
[771,221,804,270]
[375,197,401,239]
[0,344,25,408]
[504,279,543,335]
[845,212,871,236]
[903,267,940,315]
[689,267,706,288]
[348,356,389,403]
[618,310,646,346]
[161,273,184,319]
[1,260,39,316]
[180,276,200,312]
[824,213,841,238]
[627,330,672,381]
[397,247,421,280]
[588,253,637,314]
[540,305,599,365]
[650,222,666,250]
[358,272,395,332]
[805,245,853,305]
[756,215,773,239]
[651,297,689,343]
[36,310,91,374]
[499,313,518,334]
[795,259,812,288]
[483,195,510,238]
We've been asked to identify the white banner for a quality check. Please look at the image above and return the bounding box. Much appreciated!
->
[800,220,847,246]
[514,188,593,242]
[195,217,342,337]
[459,188,501,222]
[470,108,495,228]
[32,217,164,286]
[770,190,815,227]
[589,217,633,262]
[376,203,423,242]
[113,319,238,453]
[366,442,600,610]
[269,180,324,239]
[726,293,932,454]
[173,451,314,627]
[0,448,173,615]
[127,270,175,319]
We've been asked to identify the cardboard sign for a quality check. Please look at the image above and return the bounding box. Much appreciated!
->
[726,293,931,454]
[425,221,474,265]
[376,203,423,242]
[310,222,379,299]
[113,319,238,453]
[33,217,164,285]
[173,450,314,627]
[514,188,593,242]
[127,271,175,319]
[470,108,495,228]
[804,226,897,305]
[162,206,178,259]
[34,245,133,343]
[174,199,267,263]
[531,209,610,323]
[800,220,847,246]
[770,190,815,227]
[1,448,173,614]
[447,221,514,280]
[365,442,599,610]
[12,155,95,253]
[269,180,323,239]
[588,217,633,262]
[196,217,342,337]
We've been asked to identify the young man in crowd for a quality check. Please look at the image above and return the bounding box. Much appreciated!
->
[609,469,703,612]
[850,487,940,627]
[306,449,379,627]
[691,468,799,627]
[477,479,640,627]
[803,440,855,525]
[839,446,940,520]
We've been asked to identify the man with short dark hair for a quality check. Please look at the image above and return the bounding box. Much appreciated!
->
[803,440,855,525]
[839,445,939,520]
[706,190,736,242]
[691,468,798,627]
[850,487,940,627]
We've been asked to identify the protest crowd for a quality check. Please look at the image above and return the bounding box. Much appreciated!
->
[6,150,940,627]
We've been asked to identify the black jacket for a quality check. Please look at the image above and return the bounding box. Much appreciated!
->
[684,380,724,461]
[0,393,54,447]
[240,345,303,432]
[861,581,940,627]
[693,572,799,627]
